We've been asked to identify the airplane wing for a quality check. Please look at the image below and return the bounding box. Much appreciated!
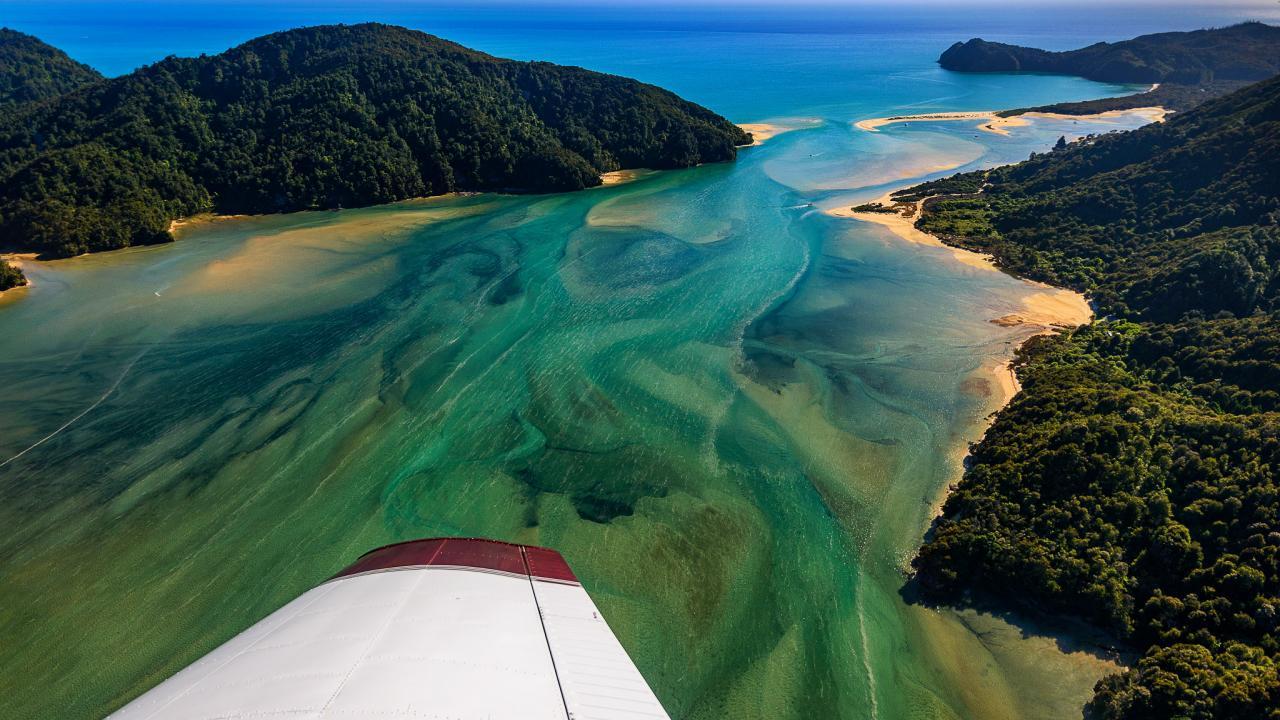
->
[110,537,672,720]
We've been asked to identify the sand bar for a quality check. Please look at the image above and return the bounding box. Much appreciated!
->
[737,118,822,146]
[169,213,251,236]
[599,169,656,187]
[855,106,1168,137]
[824,192,997,271]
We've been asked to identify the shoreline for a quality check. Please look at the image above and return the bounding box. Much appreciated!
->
[8,153,749,294]
[170,214,228,235]
[599,169,653,187]
[166,193,487,236]
[168,213,254,236]
[824,186,1094,527]
[0,253,37,297]
[737,118,822,146]
[854,105,1168,136]
[824,192,999,272]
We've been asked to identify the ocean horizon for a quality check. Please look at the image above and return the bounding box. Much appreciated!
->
[8,2,1279,76]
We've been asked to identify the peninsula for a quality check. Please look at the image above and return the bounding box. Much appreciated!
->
[0,24,750,275]
[941,22,1280,116]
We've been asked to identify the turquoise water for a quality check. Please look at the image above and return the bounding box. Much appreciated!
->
[0,5,1270,719]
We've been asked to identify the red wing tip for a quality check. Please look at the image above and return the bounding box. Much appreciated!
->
[331,537,578,584]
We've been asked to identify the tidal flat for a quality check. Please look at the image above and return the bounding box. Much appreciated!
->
[0,106,1159,718]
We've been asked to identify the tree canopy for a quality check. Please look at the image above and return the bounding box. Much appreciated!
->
[0,24,750,259]
[941,22,1280,115]
[0,28,102,108]
[940,22,1280,85]
[908,75,1280,719]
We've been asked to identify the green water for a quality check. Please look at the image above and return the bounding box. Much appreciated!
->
[0,109,1154,717]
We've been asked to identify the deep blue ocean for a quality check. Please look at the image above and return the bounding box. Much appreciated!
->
[4,1,1277,120]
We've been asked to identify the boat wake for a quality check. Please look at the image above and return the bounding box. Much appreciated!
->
[0,348,148,470]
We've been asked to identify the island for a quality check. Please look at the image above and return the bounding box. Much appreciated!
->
[0,23,751,276]
[899,72,1280,718]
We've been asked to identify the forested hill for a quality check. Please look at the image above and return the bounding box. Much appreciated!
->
[940,22,1280,115]
[908,74,1280,320]
[0,23,751,262]
[0,29,102,108]
[904,77,1280,717]
[940,22,1280,84]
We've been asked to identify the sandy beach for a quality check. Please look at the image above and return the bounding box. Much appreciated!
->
[825,189,1093,327]
[997,288,1093,330]
[738,118,822,146]
[168,213,254,236]
[824,192,998,271]
[856,111,1010,134]
[855,106,1168,136]
[838,99,1164,344]
[825,192,1093,336]
[828,168,1095,532]
[738,122,788,145]
[599,169,648,186]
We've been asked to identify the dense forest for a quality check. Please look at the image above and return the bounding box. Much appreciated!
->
[0,28,110,286]
[941,22,1280,115]
[940,22,1280,84]
[901,75,1280,718]
[0,23,750,263]
[0,28,102,108]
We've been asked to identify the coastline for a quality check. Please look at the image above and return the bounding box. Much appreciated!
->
[824,191,998,272]
[0,252,37,298]
[599,169,656,187]
[824,182,1094,528]
[5,152,743,296]
[168,213,253,236]
[0,195,486,302]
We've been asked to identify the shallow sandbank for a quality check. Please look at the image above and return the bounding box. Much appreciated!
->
[599,169,655,186]
[169,213,251,236]
[856,106,1168,137]
[823,192,997,272]
[737,118,822,146]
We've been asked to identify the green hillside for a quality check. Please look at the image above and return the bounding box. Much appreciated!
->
[940,22,1280,85]
[0,23,750,263]
[906,76,1280,719]
[941,22,1280,115]
[0,28,101,108]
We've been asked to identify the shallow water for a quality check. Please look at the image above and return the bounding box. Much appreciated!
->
[1,112,1150,719]
[0,6,1221,718]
